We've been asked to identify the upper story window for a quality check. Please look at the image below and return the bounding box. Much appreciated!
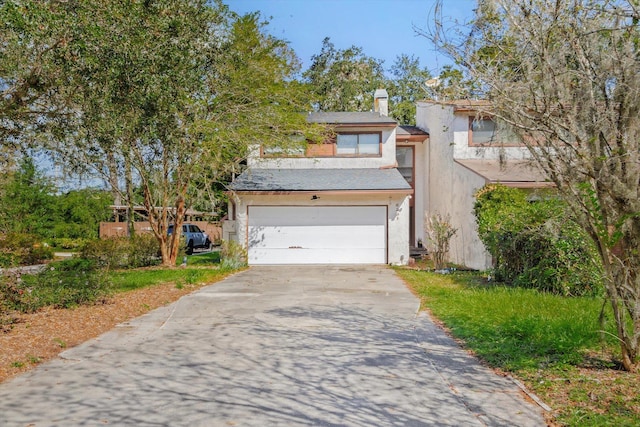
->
[396,146,414,186]
[261,146,305,157]
[261,133,306,157]
[469,117,520,146]
[336,132,381,156]
[259,131,384,158]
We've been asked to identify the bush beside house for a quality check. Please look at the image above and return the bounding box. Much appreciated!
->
[474,184,602,296]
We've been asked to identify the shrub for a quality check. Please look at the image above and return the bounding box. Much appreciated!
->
[474,184,602,296]
[424,212,458,270]
[220,240,247,270]
[81,235,161,270]
[80,238,129,269]
[504,220,602,296]
[47,237,88,250]
[127,234,162,268]
[0,259,112,313]
[0,233,54,267]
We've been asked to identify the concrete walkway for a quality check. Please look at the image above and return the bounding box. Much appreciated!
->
[0,266,546,426]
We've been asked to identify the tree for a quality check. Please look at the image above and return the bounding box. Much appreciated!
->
[1,1,316,266]
[0,156,57,237]
[430,65,477,101]
[0,152,110,241]
[56,0,308,265]
[388,54,432,125]
[303,37,387,111]
[428,0,640,371]
[53,189,112,239]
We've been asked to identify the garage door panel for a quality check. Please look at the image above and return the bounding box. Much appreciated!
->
[248,248,386,264]
[249,206,385,226]
[247,206,387,265]
[249,225,385,249]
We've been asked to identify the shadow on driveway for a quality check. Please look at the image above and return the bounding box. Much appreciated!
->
[0,265,545,426]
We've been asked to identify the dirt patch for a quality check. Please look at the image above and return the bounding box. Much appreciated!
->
[0,282,206,384]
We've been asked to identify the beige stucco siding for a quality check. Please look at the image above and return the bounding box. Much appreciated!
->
[416,101,493,270]
[447,164,492,270]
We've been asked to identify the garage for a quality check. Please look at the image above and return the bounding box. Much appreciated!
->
[248,206,387,265]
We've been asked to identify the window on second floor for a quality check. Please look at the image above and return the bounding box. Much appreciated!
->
[469,117,520,146]
[396,146,414,186]
[336,132,381,156]
[261,145,305,157]
[261,134,307,157]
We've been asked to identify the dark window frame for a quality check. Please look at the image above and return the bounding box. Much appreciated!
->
[396,145,415,187]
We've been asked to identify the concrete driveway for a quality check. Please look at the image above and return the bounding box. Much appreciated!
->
[0,266,545,426]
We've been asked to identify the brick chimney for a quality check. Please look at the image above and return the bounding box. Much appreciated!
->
[374,88,388,116]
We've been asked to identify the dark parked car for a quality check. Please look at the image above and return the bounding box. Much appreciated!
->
[168,223,211,254]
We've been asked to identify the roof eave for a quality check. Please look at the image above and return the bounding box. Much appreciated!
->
[397,135,429,143]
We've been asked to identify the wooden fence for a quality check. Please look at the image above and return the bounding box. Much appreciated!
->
[99,221,223,243]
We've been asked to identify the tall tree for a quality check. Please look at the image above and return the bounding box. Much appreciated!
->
[430,65,477,101]
[388,54,431,125]
[428,0,640,371]
[303,37,387,111]
[1,1,315,266]
[53,189,112,239]
[0,156,57,237]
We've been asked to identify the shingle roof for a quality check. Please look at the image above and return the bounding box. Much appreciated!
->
[306,112,397,125]
[230,168,412,192]
[397,125,429,136]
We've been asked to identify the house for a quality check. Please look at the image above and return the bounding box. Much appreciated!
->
[224,94,548,268]
[414,100,552,270]
[225,90,415,265]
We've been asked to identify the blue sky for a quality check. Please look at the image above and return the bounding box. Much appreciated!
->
[227,0,477,75]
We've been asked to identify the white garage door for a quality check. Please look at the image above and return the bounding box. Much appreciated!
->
[248,206,387,265]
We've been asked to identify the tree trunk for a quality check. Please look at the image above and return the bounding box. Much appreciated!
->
[596,220,640,372]
[106,151,121,206]
[124,149,135,238]
[165,195,187,266]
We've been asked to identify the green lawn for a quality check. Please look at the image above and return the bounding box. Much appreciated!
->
[109,251,228,292]
[397,268,640,426]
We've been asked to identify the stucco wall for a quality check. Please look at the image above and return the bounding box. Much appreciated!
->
[448,164,492,270]
[230,192,410,265]
[416,101,493,270]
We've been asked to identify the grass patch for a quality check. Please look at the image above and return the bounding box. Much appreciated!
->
[185,251,221,266]
[27,354,41,364]
[109,267,229,292]
[397,268,640,426]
